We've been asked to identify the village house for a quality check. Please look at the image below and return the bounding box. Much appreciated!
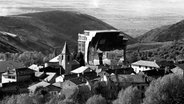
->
[110,74,149,99]
[131,60,160,73]
[29,64,43,72]
[55,75,65,83]
[28,81,61,96]
[0,60,24,82]
[1,68,35,84]
[43,72,57,83]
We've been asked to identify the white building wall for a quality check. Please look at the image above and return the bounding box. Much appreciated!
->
[55,76,64,82]
[132,65,152,73]
[1,75,16,83]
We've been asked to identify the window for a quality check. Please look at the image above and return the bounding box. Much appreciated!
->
[60,55,63,60]
[141,93,145,98]
[8,76,15,79]
[82,43,85,48]
[84,32,89,36]
[68,55,70,61]
[82,48,85,52]
[50,91,58,96]
[137,86,140,89]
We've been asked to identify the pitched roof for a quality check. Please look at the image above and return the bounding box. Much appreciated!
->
[15,68,35,74]
[62,80,78,89]
[44,73,56,82]
[0,60,24,73]
[52,82,63,88]
[49,55,59,62]
[69,77,87,85]
[35,72,45,77]
[29,64,43,71]
[71,66,90,74]
[131,60,160,68]
[110,74,146,83]
[171,66,183,74]
[176,64,184,70]
[143,69,168,76]
[61,42,70,55]
[28,81,50,91]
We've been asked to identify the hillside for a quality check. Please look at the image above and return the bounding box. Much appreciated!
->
[0,11,135,54]
[137,19,184,42]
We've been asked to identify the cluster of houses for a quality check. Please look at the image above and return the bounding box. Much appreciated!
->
[0,30,183,99]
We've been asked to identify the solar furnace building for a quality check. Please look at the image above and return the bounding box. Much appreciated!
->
[78,30,128,66]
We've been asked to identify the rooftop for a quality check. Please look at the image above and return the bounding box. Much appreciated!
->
[28,81,50,92]
[110,74,147,83]
[61,42,70,55]
[44,73,56,82]
[131,60,160,68]
[71,66,90,74]
[52,82,62,88]
[175,64,184,70]
[49,55,59,62]
[84,30,119,33]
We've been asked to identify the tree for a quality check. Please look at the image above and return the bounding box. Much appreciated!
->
[60,85,79,100]
[92,80,118,101]
[0,53,6,60]
[86,95,107,104]
[143,74,184,104]
[76,52,85,66]
[113,86,142,104]
[46,95,65,104]
[77,85,92,104]
[0,94,33,104]
[16,94,33,104]
[33,86,51,104]
[126,52,140,63]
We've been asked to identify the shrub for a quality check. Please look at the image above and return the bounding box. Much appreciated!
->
[92,80,117,100]
[143,74,184,104]
[0,94,33,104]
[61,85,79,100]
[33,86,51,104]
[113,86,142,104]
[86,95,107,104]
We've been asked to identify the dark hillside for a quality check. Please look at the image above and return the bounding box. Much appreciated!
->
[137,19,184,42]
[137,25,170,42]
[0,11,130,54]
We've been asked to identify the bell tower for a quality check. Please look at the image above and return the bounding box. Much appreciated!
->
[59,42,71,74]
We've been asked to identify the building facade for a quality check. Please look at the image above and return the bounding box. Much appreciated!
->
[131,60,160,73]
[2,68,35,84]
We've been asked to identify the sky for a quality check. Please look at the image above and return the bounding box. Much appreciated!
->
[1,0,184,36]
[1,0,184,16]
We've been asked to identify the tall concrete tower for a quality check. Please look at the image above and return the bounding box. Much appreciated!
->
[59,42,71,74]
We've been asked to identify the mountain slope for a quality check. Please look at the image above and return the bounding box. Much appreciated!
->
[0,11,127,54]
[137,19,184,42]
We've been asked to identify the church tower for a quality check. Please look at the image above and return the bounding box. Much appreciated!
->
[59,42,71,74]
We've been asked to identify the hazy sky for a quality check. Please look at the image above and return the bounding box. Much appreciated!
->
[1,0,184,36]
[1,0,184,16]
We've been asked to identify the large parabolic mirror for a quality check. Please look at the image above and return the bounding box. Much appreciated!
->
[86,31,127,66]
